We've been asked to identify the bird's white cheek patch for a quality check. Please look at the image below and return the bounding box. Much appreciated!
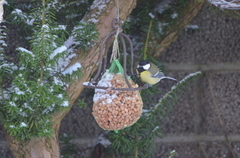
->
[143,63,151,70]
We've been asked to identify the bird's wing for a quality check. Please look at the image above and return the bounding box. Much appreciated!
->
[152,71,165,78]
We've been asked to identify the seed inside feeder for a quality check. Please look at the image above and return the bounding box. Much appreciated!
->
[92,71,143,131]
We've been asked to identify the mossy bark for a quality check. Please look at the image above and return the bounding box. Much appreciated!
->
[5,0,137,157]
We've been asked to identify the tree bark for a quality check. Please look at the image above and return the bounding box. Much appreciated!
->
[5,0,137,157]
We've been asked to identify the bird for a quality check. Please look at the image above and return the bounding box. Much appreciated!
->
[136,60,177,85]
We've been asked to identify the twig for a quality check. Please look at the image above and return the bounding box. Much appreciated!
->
[199,143,209,158]
[208,79,236,158]
[134,135,138,158]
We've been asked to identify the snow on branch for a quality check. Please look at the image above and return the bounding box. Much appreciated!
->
[0,0,4,23]
[152,71,202,114]
[208,0,240,10]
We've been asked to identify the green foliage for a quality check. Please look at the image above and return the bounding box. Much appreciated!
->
[153,71,202,114]
[72,21,99,51]
[0,0,98,141]
[76,99,87,109]
[108,71,202,157]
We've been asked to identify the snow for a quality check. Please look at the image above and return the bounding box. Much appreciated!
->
[12,8,23,14]
[185,25,199,31]
[152,126,159,132]
[171,13,178,19]
[142,109,150,113]
[26,18,35,26]
[53,77,63,86]
[61,100,69,107]
[83,82,89,86]
[154,71,201,112]
[95,71,113,89]
[42,106,54,114]
[50,45,67,59]
[90,0,108,11]
[171,71,201,91]
[93,71,118,103]
[88,18,99,23]
[55,25,66,30]
[64,36,74,48]
[46,0,65,10]
[154,0,173,14]
[0,63,17,72]
[19,109,28,117]
[42,24,49,30]
[97,132,111,147]
[93,92,117,104]
[17,47,35,57]
[9,125,16,128]
[14,87,25,95]
[158,22,169,34]
[149,13,155,19]
[0,39,7,47]
[62,62,82,75]
[170,150,176,154]
[57,53,77,72]
[88,0,109,23]
[23,103,34,111]
[9,101,16,106]
[20,122,27,127]
[57,94,63,98]
[208,0,240,10]
[57,36,79,72]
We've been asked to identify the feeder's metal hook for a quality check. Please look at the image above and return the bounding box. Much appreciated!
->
[85,18,148,91]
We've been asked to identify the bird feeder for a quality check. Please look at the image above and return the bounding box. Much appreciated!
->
[84,18,147,131]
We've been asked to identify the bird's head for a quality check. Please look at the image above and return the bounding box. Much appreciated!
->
[137,60,151,73]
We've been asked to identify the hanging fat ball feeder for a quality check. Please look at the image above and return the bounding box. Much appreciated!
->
[84,18,147,131]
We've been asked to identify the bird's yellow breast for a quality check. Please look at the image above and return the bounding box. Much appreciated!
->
[140,71,160,85]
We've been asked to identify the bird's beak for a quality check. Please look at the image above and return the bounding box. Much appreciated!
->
[162,76,178,81]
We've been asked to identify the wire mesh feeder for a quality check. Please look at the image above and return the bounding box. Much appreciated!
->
[84,18,147,131]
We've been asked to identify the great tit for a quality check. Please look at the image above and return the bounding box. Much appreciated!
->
[136,60,177,85]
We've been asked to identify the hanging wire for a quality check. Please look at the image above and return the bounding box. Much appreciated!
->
[84,18,148,91]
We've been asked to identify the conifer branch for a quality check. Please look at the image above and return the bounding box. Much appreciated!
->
[152,71,202,114]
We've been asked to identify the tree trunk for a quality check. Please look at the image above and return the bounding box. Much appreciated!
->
[6,134,59,158]
[5,0,137,157]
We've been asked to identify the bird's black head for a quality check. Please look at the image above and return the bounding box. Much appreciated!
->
[138,60,150,66]
[137,60,151,73]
